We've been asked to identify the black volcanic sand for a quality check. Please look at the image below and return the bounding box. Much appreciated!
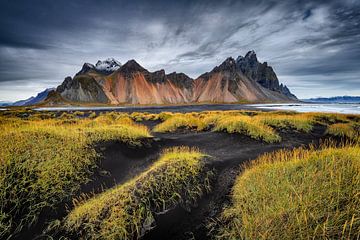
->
[37,103,271,115]
[143,125,327,240]
[22,123,328,240]
[77,123,327,240]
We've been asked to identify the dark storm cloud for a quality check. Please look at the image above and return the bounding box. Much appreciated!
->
[0,0,360,100]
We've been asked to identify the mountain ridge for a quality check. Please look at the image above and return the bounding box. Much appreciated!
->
[11,88,55,106]
[42,51,298,105]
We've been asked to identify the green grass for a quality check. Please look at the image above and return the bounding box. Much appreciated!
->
[216,144,360,239]
[63,147,213,239]
[0,113,151,238]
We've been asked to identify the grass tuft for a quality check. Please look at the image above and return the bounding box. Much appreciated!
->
[63,147,213,239]
[213,115,281,143]
[216,144,360,239]
[0,113,151,238]
[255,114,315,132]
[326,122,360,141]
[153,114,206,132]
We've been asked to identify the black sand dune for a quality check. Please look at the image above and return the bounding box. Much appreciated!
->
[144,125,327,240]
[19,122,328,240]
[80,122,327,240]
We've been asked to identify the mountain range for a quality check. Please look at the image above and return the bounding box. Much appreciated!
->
[4,51,298,106]
[13,88,55,106]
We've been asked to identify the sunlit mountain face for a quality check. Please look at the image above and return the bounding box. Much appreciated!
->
[0,0,360,102]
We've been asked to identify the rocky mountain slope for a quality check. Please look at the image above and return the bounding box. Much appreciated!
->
[45,51,297,105]
[236,51,297,99]
[193,57,294,102]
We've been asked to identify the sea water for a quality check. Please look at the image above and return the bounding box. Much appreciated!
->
[251,103,360,114]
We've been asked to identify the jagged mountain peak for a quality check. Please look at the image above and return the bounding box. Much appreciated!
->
[166,71,193,89]
[236,50,258,66]
[95,58,121,72]
[84,62,95,68]
[166,71,192,79]
[119,59,147,73]
[76,63,95,75]
[213,57,237,72]
[235,51,296,99]
[76,58,121,75]
[95,58,121,71]
[244,50,257,59]
[154,69,166,76]
[223,57,236,65]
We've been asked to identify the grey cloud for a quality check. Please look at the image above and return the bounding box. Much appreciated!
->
[0,0,359,101]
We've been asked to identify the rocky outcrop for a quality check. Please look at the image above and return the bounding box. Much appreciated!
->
[56,75,109,103]
[49,52,297,105]
[193,57,293,102]
[236,51,296,99]
[279,83,297,99]
[42,90,68,106]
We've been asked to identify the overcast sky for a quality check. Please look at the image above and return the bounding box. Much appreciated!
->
[0,0,359,101]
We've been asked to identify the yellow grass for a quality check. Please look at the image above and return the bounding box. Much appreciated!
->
[255,113,315,132]
[216,144,360,239]
[157,112,174,121]
[130,112,159,121]
[213,115,281,143]
[1,109,359,238]
[63,147,212,239]
[153,111,281,143]
[153,114,206,132]
[0,112,151,238]
[311,112,350,125]
[327,123,360,141]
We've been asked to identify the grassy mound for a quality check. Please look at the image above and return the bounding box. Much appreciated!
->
[312,112,349,125]
[152,112,281,143]
[63,147,213,239]
[130,112,160,122]
[0,114,151,238]
[153,114,206,132]
[213,115,281,143]
[327,123,360,141]
[255,114,314,132]
[216,144,360,239]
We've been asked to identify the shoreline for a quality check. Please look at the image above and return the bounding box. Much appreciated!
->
[30,102,360,114]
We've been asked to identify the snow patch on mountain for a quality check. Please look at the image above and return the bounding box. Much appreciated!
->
[95,58,121,72]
